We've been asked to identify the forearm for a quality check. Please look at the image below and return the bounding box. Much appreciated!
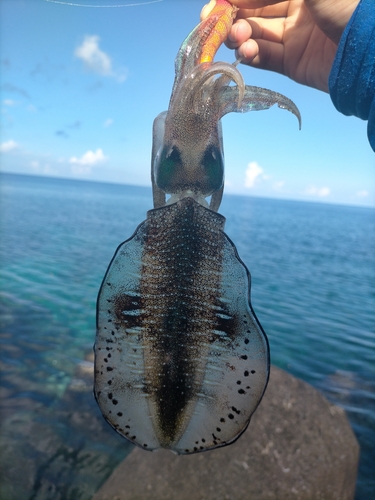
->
[329,0,375,151]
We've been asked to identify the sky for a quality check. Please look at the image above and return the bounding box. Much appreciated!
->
[1,0,374,207]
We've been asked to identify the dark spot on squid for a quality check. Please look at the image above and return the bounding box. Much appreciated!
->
[108,393,113,400]
[241,355,248,360]
[244,338,249,344]
[244,370,249,376]
[220,418,225,423]
[216,427,221,432]
[232,406,240,414]
[236,380,241,385]
[228,413,234,419]
[113,293,142,323]
[117,412,123,416]
[215,307,239,342]
[107,380,112,385]
[251,370,256,374]
[112,399,118,405]
[107,367,113,372]
[238,389,245,394]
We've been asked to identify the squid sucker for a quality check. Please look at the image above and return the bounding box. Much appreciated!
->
[94,0,301,455]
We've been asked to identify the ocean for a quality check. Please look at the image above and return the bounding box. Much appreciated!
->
[0,172,374,499]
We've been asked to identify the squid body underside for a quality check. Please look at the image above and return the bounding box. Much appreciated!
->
[96,198,269,454]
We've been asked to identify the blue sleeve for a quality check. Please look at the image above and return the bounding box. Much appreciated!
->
[329,0,375,152]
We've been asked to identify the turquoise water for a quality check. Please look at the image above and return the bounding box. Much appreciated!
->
[0,173,374,499]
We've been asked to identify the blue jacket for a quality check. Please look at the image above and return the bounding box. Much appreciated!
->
[329,0,375,151]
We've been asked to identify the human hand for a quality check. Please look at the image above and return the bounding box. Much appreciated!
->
[201,0,360,92]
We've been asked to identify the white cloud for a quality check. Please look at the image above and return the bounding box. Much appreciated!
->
[305,185,330,197]
[75,35,112,76]
[245,161,263,188]
[74,35,127,82]
[70,148,106,166]
[69,148,107,175]
[272,180,285,191]
[0,139,18,152]
[356,190,369,198]
[3,99,16,106]
[103,118,113,128]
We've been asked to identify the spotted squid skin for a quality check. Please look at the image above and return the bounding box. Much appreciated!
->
[95,197,269,454]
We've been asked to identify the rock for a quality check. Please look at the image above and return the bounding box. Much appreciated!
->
[0,352,132,500]
[93,366,359,500]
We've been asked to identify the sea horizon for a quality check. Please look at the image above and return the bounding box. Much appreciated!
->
[1,170,374,210]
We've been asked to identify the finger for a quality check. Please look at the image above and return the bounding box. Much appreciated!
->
[248,16,286,43]
[234,38,260,61]
[235,2,290,19]
[232,0,286,9]
[226,19,252,49]
[227,16,286,50]
[200,0,216,21]
[237,38,284,75]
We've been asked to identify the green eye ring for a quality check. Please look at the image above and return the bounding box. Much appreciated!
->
[202,145,224,192]
[156,145,182,191]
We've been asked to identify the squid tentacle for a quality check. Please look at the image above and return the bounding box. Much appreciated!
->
[216,85,302,128]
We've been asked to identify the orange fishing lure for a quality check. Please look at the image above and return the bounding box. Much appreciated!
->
[199,0,238,64]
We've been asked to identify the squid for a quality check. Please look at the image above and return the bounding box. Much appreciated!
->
[94,0,301,455]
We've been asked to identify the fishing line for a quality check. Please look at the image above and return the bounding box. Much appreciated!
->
[44,0,163,7]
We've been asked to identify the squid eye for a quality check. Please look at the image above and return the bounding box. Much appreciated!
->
[203,146,220,167]
[156,145,182,190]
[166,146,181,163]
[202,145,224,190]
